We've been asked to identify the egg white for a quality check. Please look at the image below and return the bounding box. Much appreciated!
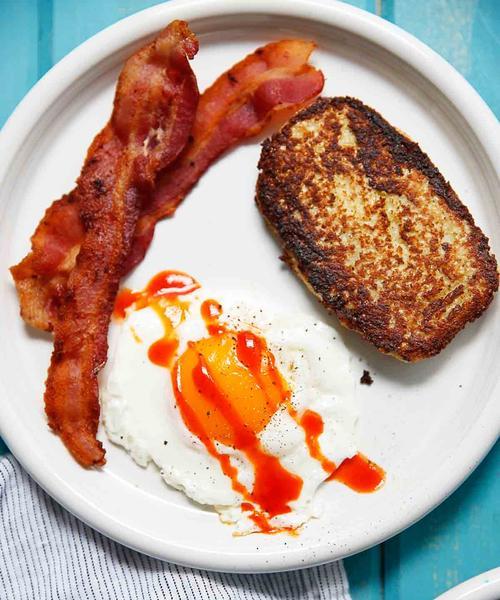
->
[101,286,358,533]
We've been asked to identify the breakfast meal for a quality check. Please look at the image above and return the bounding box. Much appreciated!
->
[10,25,324,468]
[256,97,499,360]
[8,18,497,535]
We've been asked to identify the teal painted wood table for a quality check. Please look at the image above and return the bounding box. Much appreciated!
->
[1,1,498,598]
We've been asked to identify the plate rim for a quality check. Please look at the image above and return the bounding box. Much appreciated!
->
[436,567,500,600]
[0,0,499,573]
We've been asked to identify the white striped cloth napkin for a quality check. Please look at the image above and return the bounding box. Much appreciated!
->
[0,455,351,600]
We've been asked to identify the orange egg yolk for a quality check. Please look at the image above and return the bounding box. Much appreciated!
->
[172,330,303,527]
[173,332,285,445]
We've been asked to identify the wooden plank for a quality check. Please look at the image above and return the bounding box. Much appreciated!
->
[345,547,384,600]
[343,0,378,11]
[390,0,477,73]
[468,0,500,116]
[52,0,159,61]
[37,0,53,77]
[0,0,38,126]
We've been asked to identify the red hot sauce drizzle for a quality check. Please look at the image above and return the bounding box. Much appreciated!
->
[329,453,385,493]
[113,270,200,368]
[299,409,337,475]
[290,408,384,493]
[200,299,224,335]
[114,270,200,319]
[192,357,302,521]
[147,304,180,368]
[114,288,140,320]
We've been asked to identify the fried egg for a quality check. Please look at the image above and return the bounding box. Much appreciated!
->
[101,271,360,534]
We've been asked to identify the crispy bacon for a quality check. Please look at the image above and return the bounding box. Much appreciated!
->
[41,21,199,466]
[11,39,323,330]
[11,191,84,331]
[125,40,324,271]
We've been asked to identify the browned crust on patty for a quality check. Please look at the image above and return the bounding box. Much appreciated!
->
[256,97,498,361]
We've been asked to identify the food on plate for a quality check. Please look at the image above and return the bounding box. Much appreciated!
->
[126,39,325,272]
[11,39,324,333]
[102,270,383,534]
[33,21,199,467]
[360,370,373,385]
[10,30,324,466]
[256,97,498,361]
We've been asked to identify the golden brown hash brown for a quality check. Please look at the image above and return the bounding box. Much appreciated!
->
[256,97,498,361]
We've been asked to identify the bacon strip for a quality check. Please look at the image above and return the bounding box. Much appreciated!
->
[11,40,324,330]
[125,40,324,271]
[42,21,199,466]
[11,190,84,331]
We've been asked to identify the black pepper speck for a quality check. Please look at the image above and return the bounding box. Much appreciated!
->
[360,370,373,385]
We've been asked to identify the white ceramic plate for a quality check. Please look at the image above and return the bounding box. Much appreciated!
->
[0,0,498,573]
[436,568,500,600]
